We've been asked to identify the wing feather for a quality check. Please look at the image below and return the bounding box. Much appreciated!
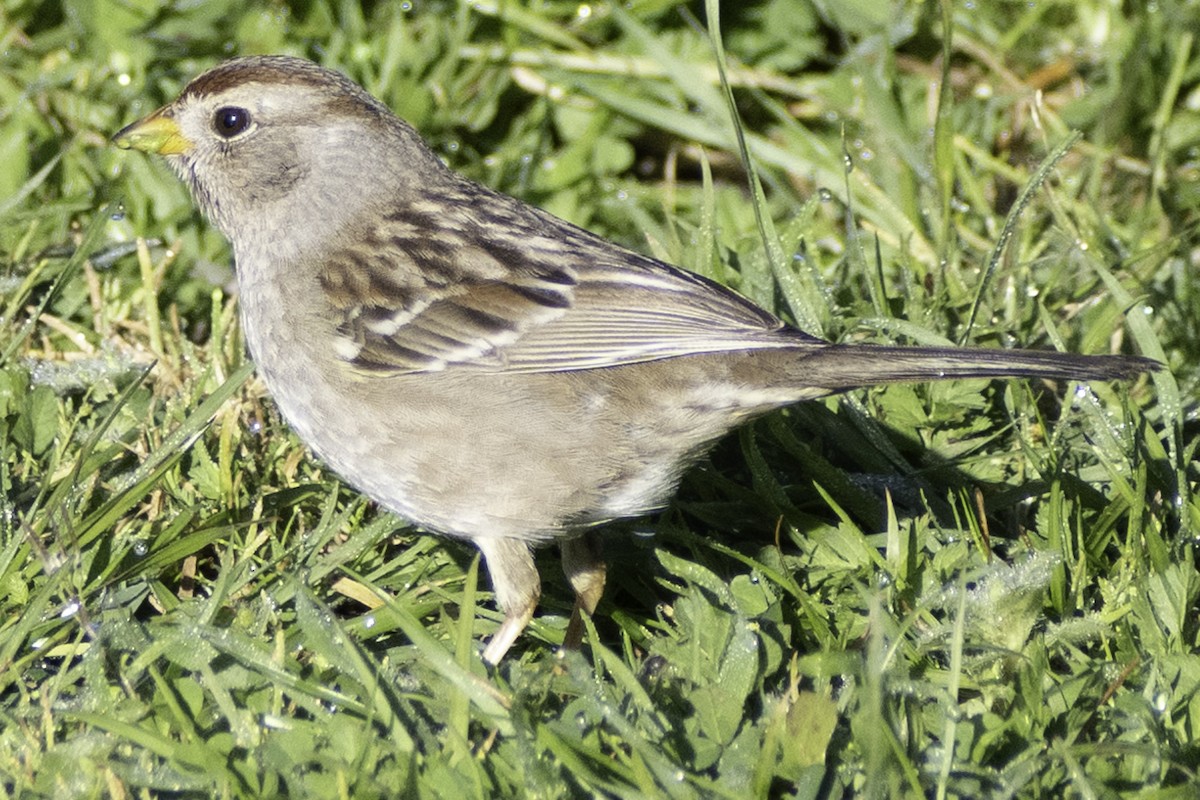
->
[319,190,816,375]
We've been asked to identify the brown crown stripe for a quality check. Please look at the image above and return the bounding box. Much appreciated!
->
[180,56,387,120]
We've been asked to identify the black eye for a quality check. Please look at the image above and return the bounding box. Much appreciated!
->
[213,106,250,138]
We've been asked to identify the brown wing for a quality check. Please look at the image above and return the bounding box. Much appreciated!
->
[319,190,819,375]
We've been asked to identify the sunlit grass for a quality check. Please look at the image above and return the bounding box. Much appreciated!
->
[0,1,1195,797]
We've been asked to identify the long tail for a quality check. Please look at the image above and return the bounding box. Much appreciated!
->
[793,344,1159,392]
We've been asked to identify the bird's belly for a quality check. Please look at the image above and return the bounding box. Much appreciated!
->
[239,296,781,543]
[261,370,668,541]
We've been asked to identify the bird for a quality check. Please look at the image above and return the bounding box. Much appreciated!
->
[113,55,1158,664]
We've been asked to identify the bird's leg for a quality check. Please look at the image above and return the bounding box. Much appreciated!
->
[560,531,606,650]
[476,537,541,665]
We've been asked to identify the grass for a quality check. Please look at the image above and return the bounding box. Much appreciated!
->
[1,0,1196,797]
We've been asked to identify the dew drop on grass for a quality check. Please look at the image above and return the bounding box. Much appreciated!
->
[26,350,140,393]
[261,714,290,730]
[818,188,833,202]
[60,599,81,619]
[133,541,148,557]
[641,655,667,679]
[362,615,376,630]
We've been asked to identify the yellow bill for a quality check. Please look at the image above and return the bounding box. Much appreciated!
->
[112,112,193,155]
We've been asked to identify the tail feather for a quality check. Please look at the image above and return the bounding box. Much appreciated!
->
[795,344,1160,392]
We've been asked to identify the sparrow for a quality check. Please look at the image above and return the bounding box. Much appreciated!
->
[114,56,1158,663]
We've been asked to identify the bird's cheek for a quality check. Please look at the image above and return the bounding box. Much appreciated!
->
[242,142,309,204]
